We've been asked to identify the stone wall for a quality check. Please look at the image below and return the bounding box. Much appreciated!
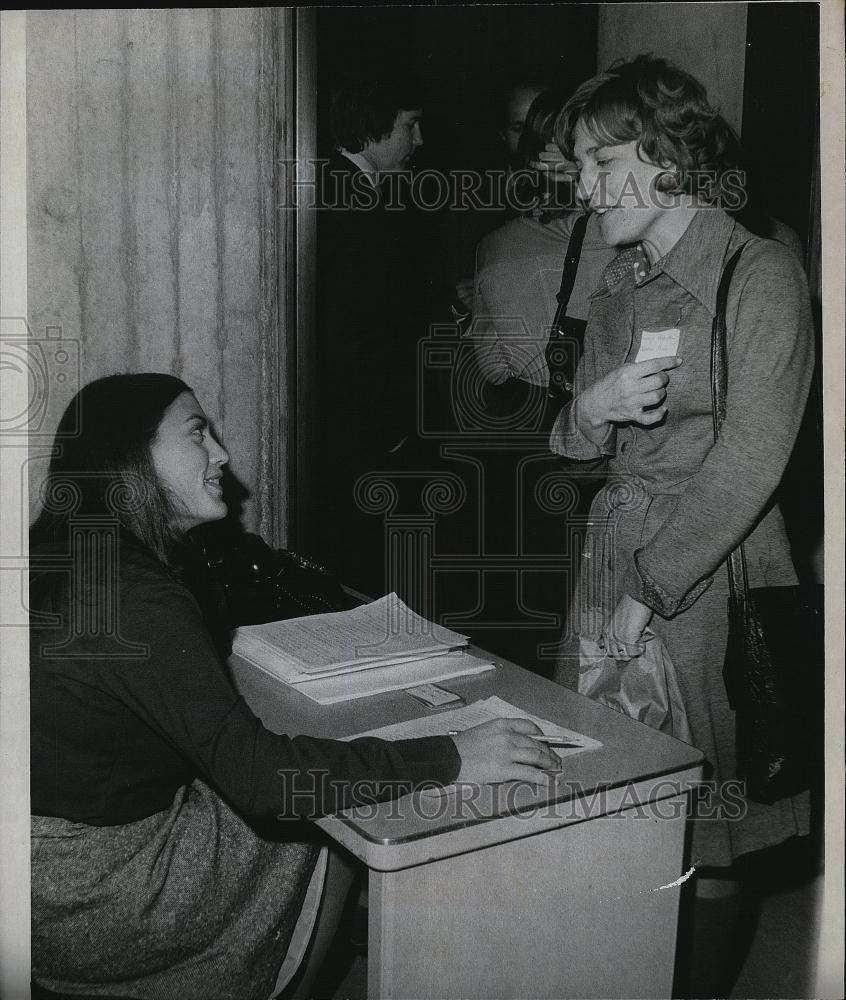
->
[26,8,286,538]
[597,2,748,135]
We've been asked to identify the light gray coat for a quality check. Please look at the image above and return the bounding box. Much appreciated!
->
[550,208,814,866]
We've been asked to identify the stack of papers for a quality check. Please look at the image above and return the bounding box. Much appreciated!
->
[232,593,495,703]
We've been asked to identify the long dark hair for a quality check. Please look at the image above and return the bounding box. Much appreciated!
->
[30,373,192,564]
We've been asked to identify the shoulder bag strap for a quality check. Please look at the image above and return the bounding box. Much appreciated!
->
[544,213,590,403]
[551,212,590,332]
[710,242,750,609]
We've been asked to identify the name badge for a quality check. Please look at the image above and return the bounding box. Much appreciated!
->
[635,327,681,363]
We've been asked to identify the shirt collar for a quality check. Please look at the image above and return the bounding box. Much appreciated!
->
[598,245,651,295]
[591,208,738,314]
[654,207,737,314]
[339,149,378,187]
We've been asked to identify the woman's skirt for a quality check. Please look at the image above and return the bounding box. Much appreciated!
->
[31,779,321,1000]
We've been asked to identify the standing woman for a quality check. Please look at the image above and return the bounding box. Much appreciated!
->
[29,373,559,1000]
[549,57,814,996]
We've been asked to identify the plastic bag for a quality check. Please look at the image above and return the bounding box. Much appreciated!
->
[578,630,692,743]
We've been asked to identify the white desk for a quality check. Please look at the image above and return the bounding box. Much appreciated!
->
[230,654,703,999]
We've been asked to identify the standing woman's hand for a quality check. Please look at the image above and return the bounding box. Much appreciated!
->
[577,356,682,435]
[600,594,653,661]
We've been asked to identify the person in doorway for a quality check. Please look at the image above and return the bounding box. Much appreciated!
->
[499,78,549,174]
[314,74,433,596]
[447,79,551,321]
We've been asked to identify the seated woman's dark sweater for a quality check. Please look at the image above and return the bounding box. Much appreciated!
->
[30,533,460,826]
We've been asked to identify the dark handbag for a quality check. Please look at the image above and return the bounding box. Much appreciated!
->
[711,245,824,804]
[481,376,548,425]
[181,525,359,630]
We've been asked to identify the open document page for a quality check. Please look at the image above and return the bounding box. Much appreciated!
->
[346,695,603,762]
[232,593,469,676]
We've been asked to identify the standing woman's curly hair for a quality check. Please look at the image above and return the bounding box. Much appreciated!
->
[30,373,193,565]
[554,54,743,207]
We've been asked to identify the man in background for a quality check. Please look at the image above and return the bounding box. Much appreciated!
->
[313,75,432,596]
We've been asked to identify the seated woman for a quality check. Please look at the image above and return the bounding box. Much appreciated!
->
[29,373,560,1000]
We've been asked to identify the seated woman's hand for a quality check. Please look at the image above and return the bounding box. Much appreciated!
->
[452,718,561,785]
[579,355,682,430]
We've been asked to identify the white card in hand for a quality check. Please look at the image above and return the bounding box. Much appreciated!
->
[635,327,680,363]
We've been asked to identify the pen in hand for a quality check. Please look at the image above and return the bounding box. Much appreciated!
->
[530,736,584,748]
[447,730,583,749]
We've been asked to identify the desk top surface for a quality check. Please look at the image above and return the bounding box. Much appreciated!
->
[229,650,704,860]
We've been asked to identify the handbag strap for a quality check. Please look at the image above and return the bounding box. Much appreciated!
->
[711,243,747,439]
[710,242,750,605]
[553,212,590,325]
[544,213,589,402]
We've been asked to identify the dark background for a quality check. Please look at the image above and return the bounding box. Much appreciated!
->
[316,2,820,253]
[742,1,820,254]
[316,4,599,172]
